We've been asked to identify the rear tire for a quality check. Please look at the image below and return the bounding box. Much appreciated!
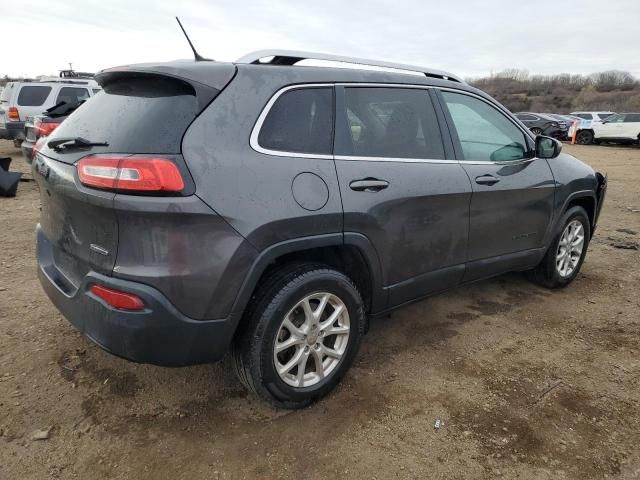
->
[232,263,366,408]
[576,130,594,145]
[527,207,590,289]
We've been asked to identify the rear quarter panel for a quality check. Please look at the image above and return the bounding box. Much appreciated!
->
[181,67,344,251]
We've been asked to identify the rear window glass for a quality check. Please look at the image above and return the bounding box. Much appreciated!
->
[258,88,333,155]
[56,87,90,105]
[17,86,52,106]
[48,75,198,154]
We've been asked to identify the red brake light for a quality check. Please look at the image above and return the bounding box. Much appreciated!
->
[77,156,184,192]
[8,107,20,121]
[34,118,59,136]
[90,284,145,311]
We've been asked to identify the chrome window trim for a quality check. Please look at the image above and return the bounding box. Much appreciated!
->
[249,83,335,160]
[250,82,538,165]
[334,155,458,164]
[251,82,456,163]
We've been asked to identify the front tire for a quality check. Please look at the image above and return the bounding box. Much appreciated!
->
[531,127,543,136]
[527,207,591,289]
[232,263,366,408]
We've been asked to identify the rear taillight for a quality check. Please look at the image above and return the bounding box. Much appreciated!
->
[77,156,184,193]
[90,284,145,311]
[8,107,19,121]
[34,118,59,136]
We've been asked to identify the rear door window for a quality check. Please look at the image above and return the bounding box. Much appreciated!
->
[441,91,528,162]
[625,113,640,122]
[516,114,537,121]
[17,86,52,106]
[576,113,593,120]
[47,75,199,154]
[55,87,90,105]
[258,87,334,155]
[335,87,445,159]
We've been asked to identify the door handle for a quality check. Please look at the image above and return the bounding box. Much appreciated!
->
[475,175,500,186]
[349,178,389,192]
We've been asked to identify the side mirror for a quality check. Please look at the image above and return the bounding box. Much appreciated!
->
[535,135,562,159]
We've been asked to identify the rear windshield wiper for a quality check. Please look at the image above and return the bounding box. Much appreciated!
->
[48,137,109,152]
[45,100,85,118]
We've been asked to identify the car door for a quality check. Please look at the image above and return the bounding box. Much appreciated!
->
[437,90,555,282]
[334,86,472,307]
[622,113,640,139]
[598,114,625,139]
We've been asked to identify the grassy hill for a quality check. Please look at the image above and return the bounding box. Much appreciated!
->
[469,70,640,114]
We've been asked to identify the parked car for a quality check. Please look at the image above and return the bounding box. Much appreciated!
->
[568,111,621,144]
[514,112,567,138]
[34,50,607,408]
[21,100,86,162]
[0,75,98,146]
[544,114,581,139]
[592,113,640,145]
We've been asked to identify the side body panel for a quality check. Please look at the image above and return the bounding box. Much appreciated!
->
[181,67,343,252]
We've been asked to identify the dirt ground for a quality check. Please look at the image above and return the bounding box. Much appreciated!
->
[0,140,638,480]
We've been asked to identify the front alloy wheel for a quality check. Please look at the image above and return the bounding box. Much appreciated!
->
[555,220,585,278]
[526,206,590,289]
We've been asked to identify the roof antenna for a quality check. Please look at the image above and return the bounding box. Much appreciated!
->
[175,16,212,62]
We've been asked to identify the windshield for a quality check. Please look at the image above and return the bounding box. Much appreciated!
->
[47,75,198,154]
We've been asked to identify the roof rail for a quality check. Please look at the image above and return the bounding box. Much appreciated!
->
[236,49,464,83]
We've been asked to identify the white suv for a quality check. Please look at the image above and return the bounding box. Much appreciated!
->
[593,113,640,145]
[0,77,99,144]
[568,111,616,144]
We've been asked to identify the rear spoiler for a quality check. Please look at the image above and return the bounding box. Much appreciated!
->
[96,61,237,111]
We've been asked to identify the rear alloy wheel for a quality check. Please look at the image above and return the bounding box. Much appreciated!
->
[232,263,365,408]
[576,130,594,145]
[274,292,350,388]
[531,127,543,136]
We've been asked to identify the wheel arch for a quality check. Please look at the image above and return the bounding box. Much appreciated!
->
[559,191,597,234]
[230,233,386,324]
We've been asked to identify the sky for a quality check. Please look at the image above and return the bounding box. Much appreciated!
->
[2,0,639,79]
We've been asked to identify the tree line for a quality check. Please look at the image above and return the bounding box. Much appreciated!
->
[469,69,640,113]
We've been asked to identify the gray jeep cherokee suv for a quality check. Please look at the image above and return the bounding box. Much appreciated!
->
[34,50,607,408]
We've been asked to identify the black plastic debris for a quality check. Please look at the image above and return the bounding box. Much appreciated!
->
[0,157,22,197]
[0,156,11,172]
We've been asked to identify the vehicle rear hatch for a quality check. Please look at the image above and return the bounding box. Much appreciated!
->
[34,61,236,292]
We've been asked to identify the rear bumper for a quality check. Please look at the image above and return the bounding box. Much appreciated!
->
[37,225,236,366]
[0,121,25,140]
